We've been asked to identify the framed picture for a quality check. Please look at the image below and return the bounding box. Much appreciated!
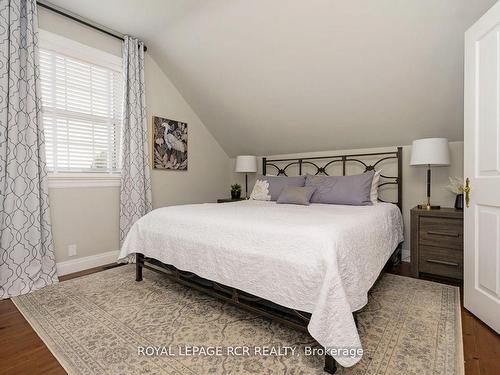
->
[152,116,188,170]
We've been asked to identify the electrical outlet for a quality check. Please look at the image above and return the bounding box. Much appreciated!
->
[68,244,77,257]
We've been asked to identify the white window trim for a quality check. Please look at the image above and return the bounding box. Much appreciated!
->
[39,29,122,72]
[48,173,121,188]
[39,29,123,188]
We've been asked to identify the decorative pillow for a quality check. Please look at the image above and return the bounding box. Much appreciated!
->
[305,171,375,205]
[251,175,306,201]
[277,186,317,206]
[250,179,271,201]
[370,170,381,204]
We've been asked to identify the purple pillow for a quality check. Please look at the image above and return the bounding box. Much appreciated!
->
[305,171,375,205]
[277,186,317,205]
[254,175,306,201]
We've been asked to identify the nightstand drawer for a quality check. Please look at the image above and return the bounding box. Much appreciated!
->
[419,245,463,279]
[419,217,463,250]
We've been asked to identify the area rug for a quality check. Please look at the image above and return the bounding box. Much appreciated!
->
[12,265,463,374]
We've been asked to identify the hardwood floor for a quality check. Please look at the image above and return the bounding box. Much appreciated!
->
[0,262,498,375]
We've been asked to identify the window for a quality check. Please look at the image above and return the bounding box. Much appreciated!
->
[39,30,123,178]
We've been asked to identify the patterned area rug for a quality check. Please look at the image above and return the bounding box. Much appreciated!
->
[12,265,463,374]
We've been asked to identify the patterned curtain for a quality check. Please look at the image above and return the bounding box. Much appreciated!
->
[120,36,152,244]
[0,0,58,299]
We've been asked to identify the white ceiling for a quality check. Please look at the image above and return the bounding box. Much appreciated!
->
[47,0,497,156]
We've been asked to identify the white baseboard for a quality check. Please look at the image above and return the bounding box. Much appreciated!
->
[56,250,120,276]
[401,248,410,263]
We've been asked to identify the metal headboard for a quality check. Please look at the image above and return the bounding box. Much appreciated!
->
[262,147,403,211]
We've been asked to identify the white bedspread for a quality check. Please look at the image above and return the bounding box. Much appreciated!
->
[119,200,403,367]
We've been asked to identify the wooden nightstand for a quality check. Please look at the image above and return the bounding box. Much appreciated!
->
[217,198,246,203]
[410,207,463,280]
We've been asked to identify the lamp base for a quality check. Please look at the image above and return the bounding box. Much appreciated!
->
[417,204,441,210]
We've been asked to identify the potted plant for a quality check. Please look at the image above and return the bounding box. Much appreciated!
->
[231,184,242,199]
[446,176,464,209]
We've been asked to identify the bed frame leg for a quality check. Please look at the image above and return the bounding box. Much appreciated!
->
[136,253,144,282]
[324,355,337,374]
[385,244,402,272]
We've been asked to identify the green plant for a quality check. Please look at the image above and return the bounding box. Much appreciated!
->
[231,184,242,193]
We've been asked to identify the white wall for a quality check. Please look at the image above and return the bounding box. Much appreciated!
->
[230,142,464,260]
[39,7,230,265]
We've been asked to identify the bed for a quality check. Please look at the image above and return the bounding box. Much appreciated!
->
[119,149,404,373]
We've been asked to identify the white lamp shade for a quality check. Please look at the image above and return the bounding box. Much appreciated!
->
[410,138,450,166]
[235,155,257,172]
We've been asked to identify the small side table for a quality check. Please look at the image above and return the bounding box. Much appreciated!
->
[217,198,246,203]
[410,206,463,280]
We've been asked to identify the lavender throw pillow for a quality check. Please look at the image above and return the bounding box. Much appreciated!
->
[305,171,375,205]
[252,175,306,201]
[277,186,317,206]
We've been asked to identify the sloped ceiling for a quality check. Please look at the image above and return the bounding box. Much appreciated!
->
[46,0,496,156]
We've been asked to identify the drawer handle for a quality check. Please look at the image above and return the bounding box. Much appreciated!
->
[426,230,460,238]
[426,259,460,267]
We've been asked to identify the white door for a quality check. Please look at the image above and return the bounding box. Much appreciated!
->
[464,1,500,334]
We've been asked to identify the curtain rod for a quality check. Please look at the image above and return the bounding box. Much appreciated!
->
[36,0,148,52]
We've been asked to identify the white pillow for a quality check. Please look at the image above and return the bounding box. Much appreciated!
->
[370,170,381,204]
[250,180,271,201]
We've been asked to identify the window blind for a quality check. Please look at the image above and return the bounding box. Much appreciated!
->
[39,47,123,173]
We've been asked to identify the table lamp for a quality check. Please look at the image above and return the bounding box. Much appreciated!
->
[235,155,257,199]
[410,138,450,210]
